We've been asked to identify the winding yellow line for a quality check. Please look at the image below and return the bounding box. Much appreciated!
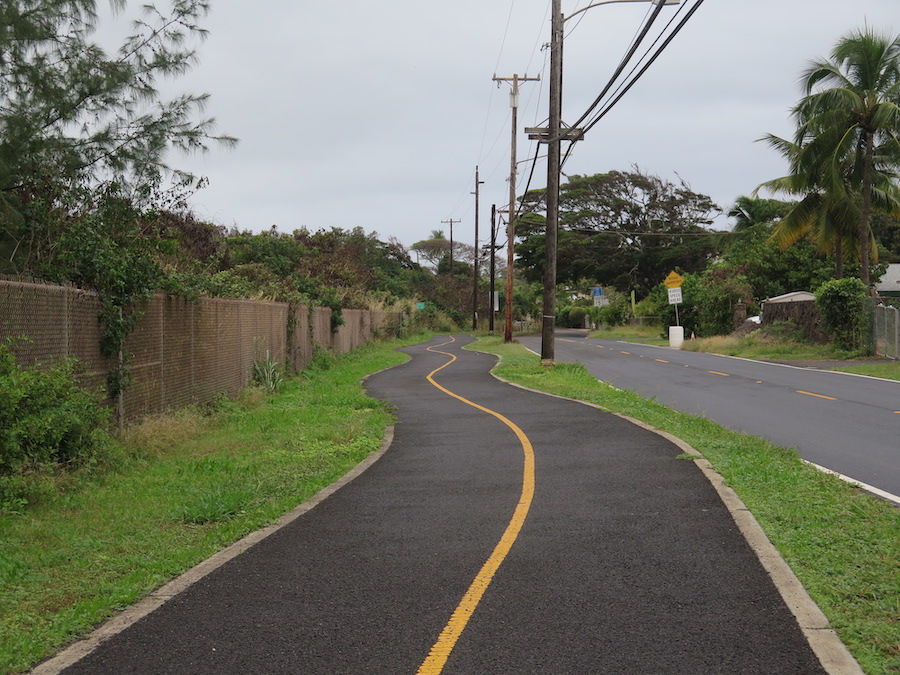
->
[416,337,536,675]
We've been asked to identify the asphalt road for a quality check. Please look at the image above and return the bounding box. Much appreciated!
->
[519,331,900,499]
[50,335,834,674]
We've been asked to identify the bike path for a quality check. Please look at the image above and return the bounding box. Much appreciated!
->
[54,335,830,673]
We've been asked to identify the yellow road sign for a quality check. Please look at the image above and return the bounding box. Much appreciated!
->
[664,271,684,289]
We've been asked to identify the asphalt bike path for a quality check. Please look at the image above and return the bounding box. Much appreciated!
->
[53,334,828,674]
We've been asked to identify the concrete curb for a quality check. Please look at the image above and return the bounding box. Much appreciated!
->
[30,429,394,675]
[491,371,864,675]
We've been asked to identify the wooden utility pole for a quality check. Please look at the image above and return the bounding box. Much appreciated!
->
[441,218,460,274]
[489,205,497,333]
[542,2,563,362]
[493,73,539,342]
[472,166,484,331]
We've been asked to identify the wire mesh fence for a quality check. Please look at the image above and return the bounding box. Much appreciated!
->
[874,303,899,360]
[1,279,404,423]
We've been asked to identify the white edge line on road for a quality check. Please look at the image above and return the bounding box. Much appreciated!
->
[525,342,900,504]
[30,430,395,675]
[802,460,900,506]
[615,340,900,385]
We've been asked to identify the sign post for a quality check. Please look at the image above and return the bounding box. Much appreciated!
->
[664,271,685,348]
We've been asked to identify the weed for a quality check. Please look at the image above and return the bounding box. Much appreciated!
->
[174,480,259,524]
[252,350,284,394]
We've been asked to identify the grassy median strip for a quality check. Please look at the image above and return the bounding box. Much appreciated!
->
[472,336,899,675]
[0,337,420,674]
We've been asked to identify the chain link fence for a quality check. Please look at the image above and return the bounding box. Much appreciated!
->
[874,303,899,360]
[1,279,404,423]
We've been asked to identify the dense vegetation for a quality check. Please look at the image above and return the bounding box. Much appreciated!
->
[2,8,899,510]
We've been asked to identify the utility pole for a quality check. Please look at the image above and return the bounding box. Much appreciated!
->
[489,205,497,333]
[543,1,563,363]
[471,166,484,331]
[441,218,460,275]
[493,72,539,343]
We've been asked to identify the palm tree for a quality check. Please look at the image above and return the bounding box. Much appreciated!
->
[756,133,864,279]
[794,28,900,286]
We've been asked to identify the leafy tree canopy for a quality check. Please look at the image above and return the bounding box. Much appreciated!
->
[0,0,235,194]
[516,168,720,297]
[0,0,236,272]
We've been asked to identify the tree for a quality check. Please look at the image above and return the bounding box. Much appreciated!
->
[727,196,794,232]
[516,169,720,297]
[0,0,235,272]
[791,28,900,286]
[410,234,451,267]
[411,232,474,271]
[757,126,894,279]
[715,221,835,301]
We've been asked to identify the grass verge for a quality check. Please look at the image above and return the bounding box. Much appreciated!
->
[589,323,667,344]
[834,362,900,382]
[0,335,423,674]
[472,336,899,675]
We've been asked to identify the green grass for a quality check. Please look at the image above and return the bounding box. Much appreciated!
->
[472,336,899,675]
[600,324,900,378]
[588,323,667,345]
[834,362,900,381]
[680,332,864,361]
[0,335,423,674]
[2,331,897,674]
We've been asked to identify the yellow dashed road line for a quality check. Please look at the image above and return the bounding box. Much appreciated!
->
[707,370,730,377]
[417,338,536,675]
[797,390,838,401]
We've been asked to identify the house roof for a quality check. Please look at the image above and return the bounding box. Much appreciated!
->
[763,291,816,303]
[875,264,900,292]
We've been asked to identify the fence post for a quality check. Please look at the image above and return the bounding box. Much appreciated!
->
[891,307,900,359]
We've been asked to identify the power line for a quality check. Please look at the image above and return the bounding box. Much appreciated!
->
[559,0,705,173]
[581,0,706,135]
[567,0,671,134]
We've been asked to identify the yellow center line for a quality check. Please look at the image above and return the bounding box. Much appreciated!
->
[620,351,631,355]
[707,370,730,377]
[655,359,669,363]
[797,390,838,401]
[417,337,535,675]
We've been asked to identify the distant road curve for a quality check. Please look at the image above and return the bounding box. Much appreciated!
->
[518,331,900,502]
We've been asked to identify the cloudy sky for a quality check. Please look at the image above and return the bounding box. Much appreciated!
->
[120,0,898,248]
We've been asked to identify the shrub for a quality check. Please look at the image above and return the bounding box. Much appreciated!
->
[816,278,871,352]
[599,297,628,326]
[0,343,109,476]
[567,306,588,328]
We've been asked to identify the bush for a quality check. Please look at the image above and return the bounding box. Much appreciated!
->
[0,343,109,477]
[599,297,628,326]
[816,278,871,352]
[567,306,588,328]
[652,271,755,338]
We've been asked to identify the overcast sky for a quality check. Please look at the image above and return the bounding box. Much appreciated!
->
[120,0,898,248]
